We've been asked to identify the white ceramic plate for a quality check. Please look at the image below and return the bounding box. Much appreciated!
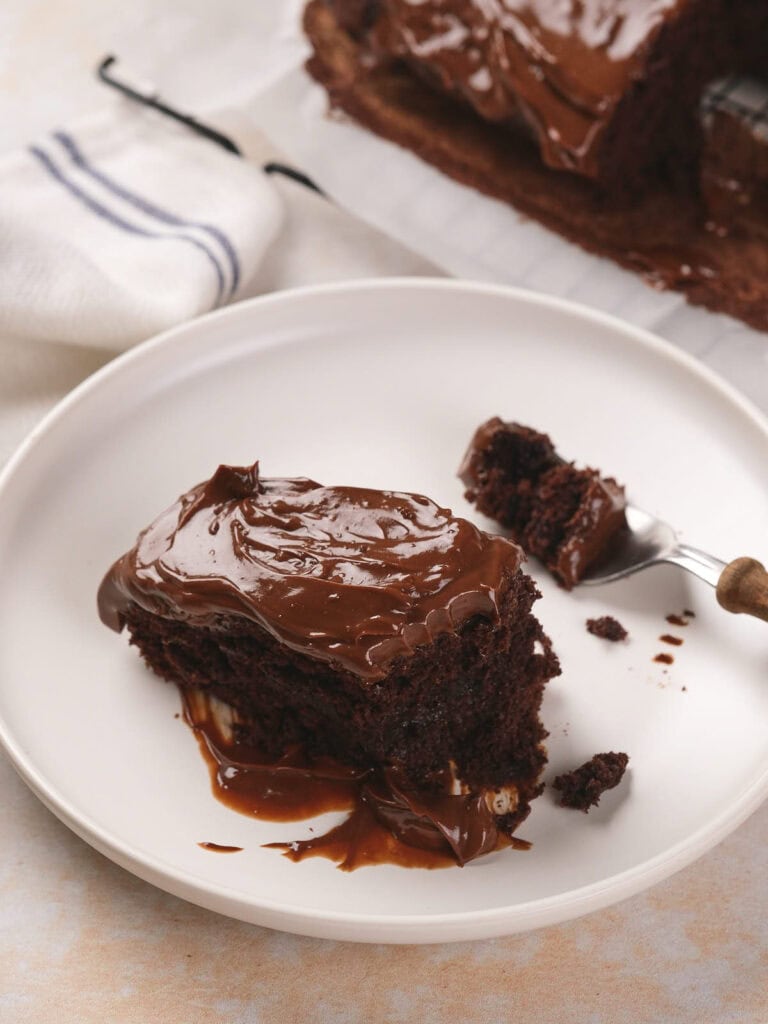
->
[1,279,767,944]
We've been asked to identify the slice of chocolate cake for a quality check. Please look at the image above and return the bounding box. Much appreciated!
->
[98,462,560,865]
[459,419,627,589]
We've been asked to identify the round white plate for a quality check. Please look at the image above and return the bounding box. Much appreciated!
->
[1,279,767,944]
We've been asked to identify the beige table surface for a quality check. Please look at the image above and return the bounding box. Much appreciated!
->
[1,4,767,1022]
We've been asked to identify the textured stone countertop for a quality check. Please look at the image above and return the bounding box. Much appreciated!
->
[1,3,766,1021]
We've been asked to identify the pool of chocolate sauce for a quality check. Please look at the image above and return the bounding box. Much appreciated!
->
[182,692,529,871]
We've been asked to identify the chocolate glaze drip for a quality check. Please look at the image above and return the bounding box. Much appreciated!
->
[267,771,529,870]
[666,614,689,627]
[198,842,243,853]
[184,691,528,870]
[98,463,523,681]
[364,0,683,177]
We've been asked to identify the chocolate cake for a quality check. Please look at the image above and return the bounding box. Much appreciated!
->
[323,0,742,189]
[459,419,627,589]
[98,462,561,865]
[305,1,768,331]
[553,751,630,811]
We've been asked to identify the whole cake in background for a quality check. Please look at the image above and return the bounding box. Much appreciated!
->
[305,0,768,331]
[98,462,561,867]
[459,418,627,588]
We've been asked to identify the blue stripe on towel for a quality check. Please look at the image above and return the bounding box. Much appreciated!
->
[29,145,226,307]
[53,131,241,298]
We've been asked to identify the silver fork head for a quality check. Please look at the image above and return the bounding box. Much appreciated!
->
[580,505,679,585]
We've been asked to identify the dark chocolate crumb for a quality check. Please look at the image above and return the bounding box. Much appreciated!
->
[683,609,696,618]
[659,634,683,646]
[553,752,629,811]
[654,653,674,664]
[586,616,628,642]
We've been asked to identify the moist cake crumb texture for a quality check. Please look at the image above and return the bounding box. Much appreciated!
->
[98,461,561,867]
[554,752,630,812]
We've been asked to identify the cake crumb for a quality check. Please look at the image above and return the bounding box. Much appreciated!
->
[586,616,628,642]
[458,419,626,589]
[553,752,629,811]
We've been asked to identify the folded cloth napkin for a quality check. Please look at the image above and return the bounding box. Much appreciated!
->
[0,102,441,468]
[0,106,283,350]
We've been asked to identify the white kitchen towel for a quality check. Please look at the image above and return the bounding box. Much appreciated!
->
[0,111,438,468]
[0,107,284,350]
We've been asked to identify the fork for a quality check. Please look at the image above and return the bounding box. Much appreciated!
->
[580,505,768,622]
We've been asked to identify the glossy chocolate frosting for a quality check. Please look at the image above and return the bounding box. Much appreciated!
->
[365,0,685,176]
[98,462,523,681]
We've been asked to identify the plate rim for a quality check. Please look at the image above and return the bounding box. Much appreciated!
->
[2,276,767,943]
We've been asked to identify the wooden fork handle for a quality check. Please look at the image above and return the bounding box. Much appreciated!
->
[716,557,768,622]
